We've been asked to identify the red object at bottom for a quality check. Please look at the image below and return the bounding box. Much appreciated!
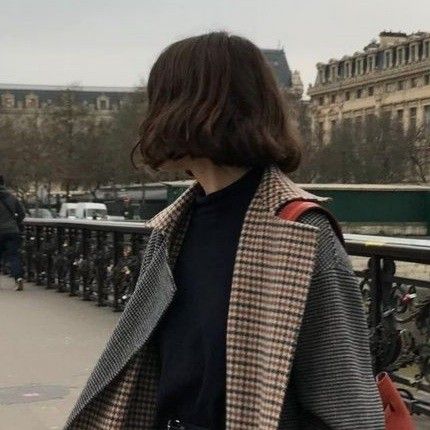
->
[376,372,415,429]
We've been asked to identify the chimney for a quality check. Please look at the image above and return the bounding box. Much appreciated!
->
[379,31,408,48]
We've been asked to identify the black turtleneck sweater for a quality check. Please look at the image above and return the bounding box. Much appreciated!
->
[155,167,264,429]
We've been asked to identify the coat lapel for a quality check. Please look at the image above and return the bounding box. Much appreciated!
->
[225,166,329,430]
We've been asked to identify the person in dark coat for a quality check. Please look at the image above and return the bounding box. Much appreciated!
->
[66,32,384,430]
[0,175,26,290]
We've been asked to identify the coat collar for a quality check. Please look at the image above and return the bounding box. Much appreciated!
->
[147,164,329,238]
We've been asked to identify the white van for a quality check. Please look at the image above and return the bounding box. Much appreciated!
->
[75,202,108,220]
[59,203,78,219]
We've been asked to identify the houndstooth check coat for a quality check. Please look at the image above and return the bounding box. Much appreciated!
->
[65,165,383,430]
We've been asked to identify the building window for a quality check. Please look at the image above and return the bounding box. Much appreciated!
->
[411,77,417,88]
[397,109,404,122]
[425,105,430,130]
[410,44,418,62]
[365,113,376,124]
[396,47,405,65]
[330,64,338,81]
[384,50,392,68]
[97,95,110,110]
[356,58,364,75]
[368,86,374,96]
[331,94,336,104]
[319,96,324,106]
[386,82,396,92]
[356,89,362,99]
[344,62,351,78]
[425,41,430,58]
[409,107,417,129]
[367,55,374,72]
[355,116,363,130]
[425,75,430,86]
[397,80,404,90]
[25,93,39,109]
[345,91,350,101]
[1,92,15,108]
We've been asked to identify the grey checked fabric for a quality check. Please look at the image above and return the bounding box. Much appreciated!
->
[65,165,384,430]
[278,211,385,429]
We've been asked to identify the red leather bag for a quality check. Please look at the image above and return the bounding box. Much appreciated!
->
[376,372,415,429]
[278,200,415,430]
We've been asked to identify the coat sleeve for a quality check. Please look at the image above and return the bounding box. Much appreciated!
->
[281,211,385,430]
[14,197,26,224]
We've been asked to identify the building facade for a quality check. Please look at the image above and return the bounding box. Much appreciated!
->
[308,31,430,143]
[0,83,136,120]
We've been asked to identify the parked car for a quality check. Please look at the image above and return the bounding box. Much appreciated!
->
[59,202,78,219]
[28,208,54,219]
[75,202,108,220]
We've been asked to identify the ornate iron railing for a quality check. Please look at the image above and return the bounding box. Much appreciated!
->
[17,220,430,417]
[22,218,151,311]
[345,234,430,416]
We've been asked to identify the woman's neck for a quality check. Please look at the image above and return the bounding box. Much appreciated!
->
[188,160,250,196]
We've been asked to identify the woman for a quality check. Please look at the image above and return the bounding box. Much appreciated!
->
[66,32,384,429]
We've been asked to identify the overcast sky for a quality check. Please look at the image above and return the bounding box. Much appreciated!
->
[1,0,429,94]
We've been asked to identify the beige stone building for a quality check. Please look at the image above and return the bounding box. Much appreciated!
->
[308,31,430,143]
[0,83,136,122]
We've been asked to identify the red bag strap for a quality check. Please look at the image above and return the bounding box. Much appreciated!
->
[278,200,346,247]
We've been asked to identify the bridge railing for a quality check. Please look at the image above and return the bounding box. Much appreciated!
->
[18,219,430,417]
[22,218,152,311]
[345,233,430,416]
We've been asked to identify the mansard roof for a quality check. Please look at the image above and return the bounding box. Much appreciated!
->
[0,83,135,106]
[261,49,293,88]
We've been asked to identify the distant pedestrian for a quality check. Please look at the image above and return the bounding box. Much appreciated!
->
[0,175,26,291]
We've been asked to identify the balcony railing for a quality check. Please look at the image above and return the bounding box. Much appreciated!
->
[13,219,430,418]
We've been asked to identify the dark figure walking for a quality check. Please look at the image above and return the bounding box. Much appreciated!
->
[0,175,26,291]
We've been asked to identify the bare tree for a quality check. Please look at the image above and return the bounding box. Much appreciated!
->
[301,113,428,184]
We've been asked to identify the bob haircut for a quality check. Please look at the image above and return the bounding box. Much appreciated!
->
[133,31,302,172]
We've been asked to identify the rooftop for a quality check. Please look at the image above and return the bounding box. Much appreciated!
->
[0,83,136,93]
[319,31,430,65]
[261,49,292,88]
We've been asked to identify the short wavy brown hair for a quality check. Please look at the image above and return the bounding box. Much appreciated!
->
[133,31,302,172]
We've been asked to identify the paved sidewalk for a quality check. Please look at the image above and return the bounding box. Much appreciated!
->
[0,276,119,430]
